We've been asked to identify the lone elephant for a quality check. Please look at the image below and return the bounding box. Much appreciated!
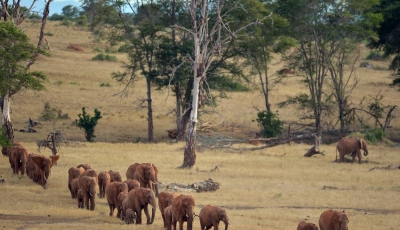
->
[98,171,111,198]
[126,187,157,225]
[31,155,60,188]
[105,182,128,216]
[171,194,196,230]
[158,191,178,228]
[336,137,369,164]
[297,221,319,230]
[79,176,97,210]
[319,209,349,230]
[199,205,229,230]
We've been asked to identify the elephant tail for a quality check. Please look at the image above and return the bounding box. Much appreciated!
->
[335,147,338,162]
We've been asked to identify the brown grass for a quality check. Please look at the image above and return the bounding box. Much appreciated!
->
[0,21,399,229]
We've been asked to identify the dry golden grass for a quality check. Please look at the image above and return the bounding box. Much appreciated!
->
[1,141,400,229]
[1,21,399,229]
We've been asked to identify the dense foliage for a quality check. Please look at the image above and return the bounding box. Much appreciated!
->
[75,107,102,142]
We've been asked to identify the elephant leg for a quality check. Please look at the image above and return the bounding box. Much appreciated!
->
[109,204,114,216]
[85,195,89,209]
[90,196,95,210]
[144,206,150,224]
[136,209,142,224]
[178,219,184,230]
[213,221,219,230]
[358,152,362,164]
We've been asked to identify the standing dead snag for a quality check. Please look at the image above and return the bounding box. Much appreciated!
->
[175,0,271,168]
[36,130,68,155]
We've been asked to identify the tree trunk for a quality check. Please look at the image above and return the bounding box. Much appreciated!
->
[1,94,14,156]
[339,97,345,133]
[181,75,200,168]
[177,78,193,142]
[146,78,154,142]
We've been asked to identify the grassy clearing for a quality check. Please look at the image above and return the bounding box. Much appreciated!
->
[1,142,400,229]
[1,20,399,230]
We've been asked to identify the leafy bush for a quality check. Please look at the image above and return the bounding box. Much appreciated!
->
[118,44,129,53]
[61,19,73,27]
[0,128,11,148]
[254,111,283,138]
[75,107,102,142]
[40,102,69,121]
[100,82,111,87]
[44,32,54,36]
[366,51,387,61]
[364,128,386,145]
[93,47,103,53]
[92,53,118,62]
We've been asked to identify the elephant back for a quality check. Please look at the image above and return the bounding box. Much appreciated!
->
[126,163,141,180]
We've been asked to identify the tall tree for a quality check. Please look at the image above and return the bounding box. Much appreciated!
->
[0,0,51,155]
[369,0,400,87]
[276,0,380,145]
[175,0,270,168]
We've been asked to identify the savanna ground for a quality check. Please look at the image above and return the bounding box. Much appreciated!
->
[0,21,399,229]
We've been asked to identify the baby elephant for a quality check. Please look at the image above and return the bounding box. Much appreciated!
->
[297,221,319,230]
[125,208,135,224]
[319,209,349,230]
[199,205,229,230]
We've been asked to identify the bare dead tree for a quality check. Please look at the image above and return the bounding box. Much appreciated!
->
[173,0,271,168]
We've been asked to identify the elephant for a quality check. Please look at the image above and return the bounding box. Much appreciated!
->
[164,205,173,230]
[123,179,140,191]
[26,153,37,179]
[121,196,131,221]
[171,194,196,230]
[76,164,92,170]
[9,145,28,176]
[77,189,84,208]
[297,221,319,230]
[125,208,136,224]
[98,171,111,198]
[199,205,229,230]
[7,142,22,170]
[319,210,349,230]
[108,170,122,182]
[79,176,97,210]
[68,167,85,198]
[31,155,60,188]
[126,163,160,196]
[70,178,80,198]
[158,191,178,228]
[105,182,129,216]
[336,137,369,164]
[126,187,157,225]
[116,191,128,218]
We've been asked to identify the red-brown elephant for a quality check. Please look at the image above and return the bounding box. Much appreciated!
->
[98,171,111,198]
[9,144,28,176]
[126,163,160,196]
[79,176,97,210]
[319,210,349,230]
[336,137,369,164]
[164,205,173,230]
[68,167,85,198]
[158,191,178,228]
[77,188,84,208]
[116,191,128,218]
[105,182,129,216]
[171,194,196,230]
[108,170,122,182]
[70,178,80,198]
[76,164,92,170]
[123,179,140,191]
[126,187,157,225]
[125,208,136,224]
[31,155,60,188]
[199,205,229,230]
[297,221,319,230]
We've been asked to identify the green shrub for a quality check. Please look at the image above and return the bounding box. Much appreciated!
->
[61,19,73,27]
[364,128,386,145]
[44,32,54,36]
[118,44,129,53]
[0,128,11,148]
[366,51,387,61]
[93,47,103,53]
[40,102,69,121]
[75,107,102,142]
[100,82,111,87]
[253,111,283,138]
[92,53,118,62]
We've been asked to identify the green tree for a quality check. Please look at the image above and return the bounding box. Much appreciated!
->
[276,0,380,144]
[255,111,283,138]
[75,107,102,142]
[62,4,80,18]
[0,22,48,155]
[369,0,400,87]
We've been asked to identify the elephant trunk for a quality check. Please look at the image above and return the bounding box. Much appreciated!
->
[187,212,193,230]
[225,223,229,230]
[150,206,156,224]
[363,149,368,156]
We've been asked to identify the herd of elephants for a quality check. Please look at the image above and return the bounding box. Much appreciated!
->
[6,136,369,229]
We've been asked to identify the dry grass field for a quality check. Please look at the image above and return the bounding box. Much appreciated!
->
[0,21,399,229]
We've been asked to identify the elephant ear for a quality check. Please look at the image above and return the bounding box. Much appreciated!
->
[50,155,60,168]
[360,138,367,150]
[31,156,45,170]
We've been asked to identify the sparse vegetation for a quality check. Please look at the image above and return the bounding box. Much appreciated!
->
[92,53,118,62]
